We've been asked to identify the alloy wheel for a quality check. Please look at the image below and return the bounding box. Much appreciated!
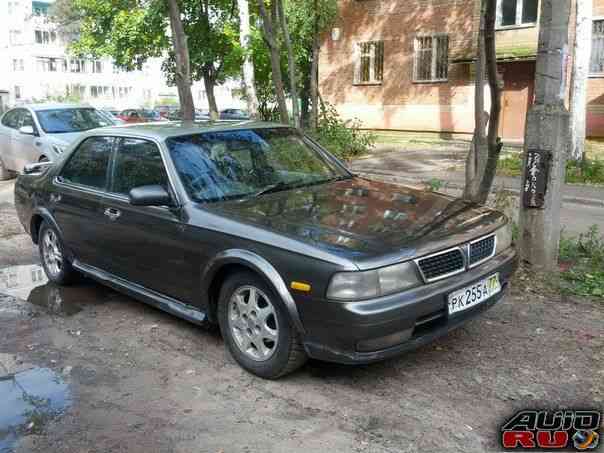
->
[228,285,279,362]
[42,229,63,278]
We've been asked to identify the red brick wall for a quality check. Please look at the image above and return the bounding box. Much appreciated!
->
[319,0,477,134]
[587,0,604,137]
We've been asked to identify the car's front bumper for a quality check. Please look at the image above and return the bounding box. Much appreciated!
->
[299,247,518,364]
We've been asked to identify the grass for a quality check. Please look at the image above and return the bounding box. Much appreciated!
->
[558,226,604,298]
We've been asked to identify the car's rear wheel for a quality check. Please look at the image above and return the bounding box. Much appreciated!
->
[0,157,12,180]
[39,222,77,285]
[218,271,307,379]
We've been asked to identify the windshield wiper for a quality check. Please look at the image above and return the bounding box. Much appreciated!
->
[252,181,295,198]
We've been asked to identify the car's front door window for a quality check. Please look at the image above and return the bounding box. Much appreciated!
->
[110,138,170,196]
[59,137,113,190]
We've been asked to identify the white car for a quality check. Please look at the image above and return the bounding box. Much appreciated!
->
[0,104,114,180]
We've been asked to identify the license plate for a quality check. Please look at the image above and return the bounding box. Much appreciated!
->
[447,274,501,315]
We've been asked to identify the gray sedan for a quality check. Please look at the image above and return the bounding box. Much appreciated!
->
[0,104,113,180]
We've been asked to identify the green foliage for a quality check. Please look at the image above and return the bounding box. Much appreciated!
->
[496,154,523,177]
[566,158,604,184]
[426,178,444,192]
[559,225,604,298]
[309,102,375,161]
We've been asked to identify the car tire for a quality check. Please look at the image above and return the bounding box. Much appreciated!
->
[217,271,307,379]
[0,157,12,181]
[38,221,77,285]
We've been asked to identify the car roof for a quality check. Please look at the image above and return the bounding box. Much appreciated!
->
[87,120,289,141]
[22,103,94,111]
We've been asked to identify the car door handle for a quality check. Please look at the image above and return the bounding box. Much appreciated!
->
[50,193,61,203]
[104,208,122,221]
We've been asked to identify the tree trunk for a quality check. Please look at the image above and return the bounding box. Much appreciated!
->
[570,0,592,161]
[237,0,260,119]
[166,0,195,121]
[203,69,219,121]
[309,0,319,131]
[257,0,289,124]
[277,0,299,128]
[463,0,502,204]
[301,75,310,128]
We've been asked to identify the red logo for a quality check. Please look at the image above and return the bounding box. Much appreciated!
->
[501,410,600,450]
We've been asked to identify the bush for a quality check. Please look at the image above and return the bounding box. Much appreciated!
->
[559,225,604,298]
[566,158,604,184]
[310,102,375,162]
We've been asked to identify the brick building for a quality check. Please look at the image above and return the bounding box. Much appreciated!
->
[319,0,604,141]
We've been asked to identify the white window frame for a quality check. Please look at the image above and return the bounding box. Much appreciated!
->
[590,17,604,77]
[353,41,384,85]
[413,33,449,83]
[496,0,539,29]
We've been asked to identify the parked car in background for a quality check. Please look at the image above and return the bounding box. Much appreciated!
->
[156,105,179,119]
[220,109,250,120]
[14,121,517,379]
[167,109,210,121]
[98,110,125,125]
[118,109,165,123]
[0,104,112,180]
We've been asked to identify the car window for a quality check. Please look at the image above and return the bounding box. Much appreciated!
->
[20,110,35,129]
[36,108,109,134]
[1,109,21,129]
[110,138,170,196]
[60,137,113,190]
[167,128,347,203]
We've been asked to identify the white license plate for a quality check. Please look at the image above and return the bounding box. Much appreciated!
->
[447,274,501,315]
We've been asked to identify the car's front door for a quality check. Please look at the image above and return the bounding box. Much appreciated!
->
[99,137,194,303]
[51,136,113,268]
[11,109,40,172]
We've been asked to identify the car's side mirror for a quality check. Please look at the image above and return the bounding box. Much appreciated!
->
[19,125,35,136]
[129,185,174,207]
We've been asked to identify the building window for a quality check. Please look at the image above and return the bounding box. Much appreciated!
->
[70,59,86,73]
[9,30,21,45]
[353,41,384,85]
[92,60,103,73]
[34,30,56,44]
[413,34,449,83]
[12,59,24,71]
[591,20,604,75]
[497,0,538,28]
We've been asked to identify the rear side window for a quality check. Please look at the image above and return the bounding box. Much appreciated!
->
[60,137,113,190]
[1,109,21,129]
[110,138,169,196]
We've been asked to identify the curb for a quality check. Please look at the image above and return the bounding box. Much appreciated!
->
[355,170,604,209]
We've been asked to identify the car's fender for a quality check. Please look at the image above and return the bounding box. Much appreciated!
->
[201,249,305,334]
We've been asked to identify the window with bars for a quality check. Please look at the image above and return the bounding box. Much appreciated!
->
[591,20,604,75]
[413,35,449,83]
[353,41,384,84]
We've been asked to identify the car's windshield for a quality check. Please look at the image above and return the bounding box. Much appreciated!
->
[36,108,110,134]
[166,128,349,203]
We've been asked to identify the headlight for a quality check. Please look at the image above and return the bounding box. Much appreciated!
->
[495,223,513,255]
[327,261,422,301]
[52,144,67,154]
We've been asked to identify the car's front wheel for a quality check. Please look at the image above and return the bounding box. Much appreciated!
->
[218,271,307,379]
[39,222,77,285]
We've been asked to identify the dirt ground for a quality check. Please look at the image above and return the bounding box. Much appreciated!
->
[0,184,602,453]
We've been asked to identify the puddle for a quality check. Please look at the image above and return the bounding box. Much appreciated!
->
[0,368,71,452]
[0,264,115,316]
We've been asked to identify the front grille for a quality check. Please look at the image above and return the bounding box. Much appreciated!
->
[417,248,465,282]
[469,235,496,266]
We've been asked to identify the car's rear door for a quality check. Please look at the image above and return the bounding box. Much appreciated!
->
[99,137,194,303]
[0,109,20,171]
[51,136,113,268]
[11,109,40,171]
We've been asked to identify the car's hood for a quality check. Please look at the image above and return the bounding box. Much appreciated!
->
[44,132,84,147]
[205,177,507,269]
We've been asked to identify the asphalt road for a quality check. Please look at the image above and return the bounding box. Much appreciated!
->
[0,177,602,452]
